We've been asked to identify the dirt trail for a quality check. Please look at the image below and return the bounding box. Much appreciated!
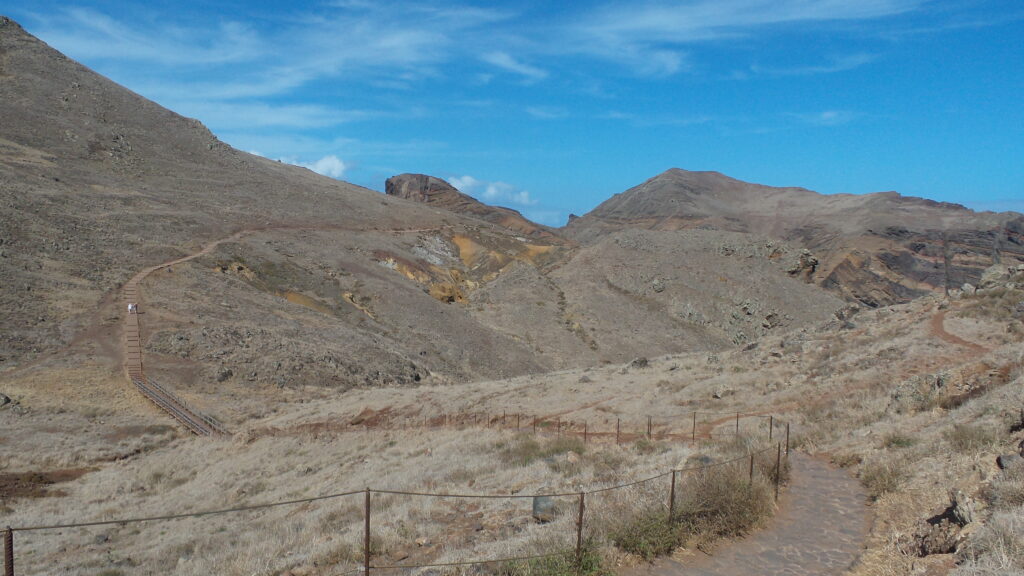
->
[929,310,987,354]
[121,224,444,433]
[621,453,869,576]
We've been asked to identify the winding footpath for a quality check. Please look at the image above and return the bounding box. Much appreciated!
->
[624,453,869,576]
[120,225,444,435]
[122,230,254,435]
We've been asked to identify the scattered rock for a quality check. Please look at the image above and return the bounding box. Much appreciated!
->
[834,304,861,321]
[629,357,649,369]
[566,451,580,464]
[762,312,781,329]
[948,488,978,525]
[532,495,555,523]
[787,249,818,281]
[0,393,10,407]
[979,264,1009,288]
[961,283,976,295]
[216,368,233,382]
[651,279,665,293]
[913,519,962,556]
[578,375,592,384]
[415,537,430,547]
[997,453,1023,470]
[712,387,734,399]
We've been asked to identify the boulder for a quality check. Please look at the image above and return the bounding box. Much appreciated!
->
[979,264,1009,288]
[629,357,649,369]
[948,488,978,525]
[532,495,555,523]
[997,453,1023,470]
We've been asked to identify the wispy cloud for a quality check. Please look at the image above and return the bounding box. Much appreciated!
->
[568,0,921,76]
[481,51,548,81]
[747,53,877,77]
[526,106,567,119]
[448,175,536,206]
[789,110,859,126]
[40,8,264,66]
[600,111,714,127]
[170,102,375,130]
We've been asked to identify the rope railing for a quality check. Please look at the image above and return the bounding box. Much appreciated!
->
[3,413,791,576]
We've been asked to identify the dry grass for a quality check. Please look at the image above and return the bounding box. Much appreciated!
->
[6,289,1024,575]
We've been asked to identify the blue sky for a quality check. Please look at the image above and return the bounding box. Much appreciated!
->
[8,1,1023,224]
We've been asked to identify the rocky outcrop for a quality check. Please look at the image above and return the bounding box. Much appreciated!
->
[385,174,568,244]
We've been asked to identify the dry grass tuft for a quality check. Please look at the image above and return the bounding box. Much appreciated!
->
[859,460,908,501]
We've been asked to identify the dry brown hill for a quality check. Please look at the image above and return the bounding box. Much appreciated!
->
[0,17,843,398]
[566,168,1024,306]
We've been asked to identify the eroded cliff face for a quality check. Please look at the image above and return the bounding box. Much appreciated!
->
[566,168,1024,307]
[385,173,568,245]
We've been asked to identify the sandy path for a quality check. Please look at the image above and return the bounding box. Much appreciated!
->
[929,310,987,354]
[621,453,869,576]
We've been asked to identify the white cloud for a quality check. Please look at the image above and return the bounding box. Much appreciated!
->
[790,110,859,126]
[280,155,348,178]
[481,51,548,81]
[447,175,536,206]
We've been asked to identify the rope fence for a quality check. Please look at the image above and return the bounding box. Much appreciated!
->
[3,411,790,576]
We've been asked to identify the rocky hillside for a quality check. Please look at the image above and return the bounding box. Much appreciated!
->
[0,18,845,395]
[566,168,1024,306]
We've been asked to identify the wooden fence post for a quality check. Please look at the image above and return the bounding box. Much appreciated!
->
[4,527,13,576]
[615,418,620,444]
[647,416,652,439]
[769,415,774,441]
[364,489,371,576]
[668,470,677,521]
[575,492,586,575]
[516,413,521,430]
[749,453,755,483]
[692,411,697,442]
[735,412,740,435]
[774,443,782,502]
[785,423,791,455]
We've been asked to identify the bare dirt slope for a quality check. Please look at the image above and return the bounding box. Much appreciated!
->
[566,168,1024,306]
